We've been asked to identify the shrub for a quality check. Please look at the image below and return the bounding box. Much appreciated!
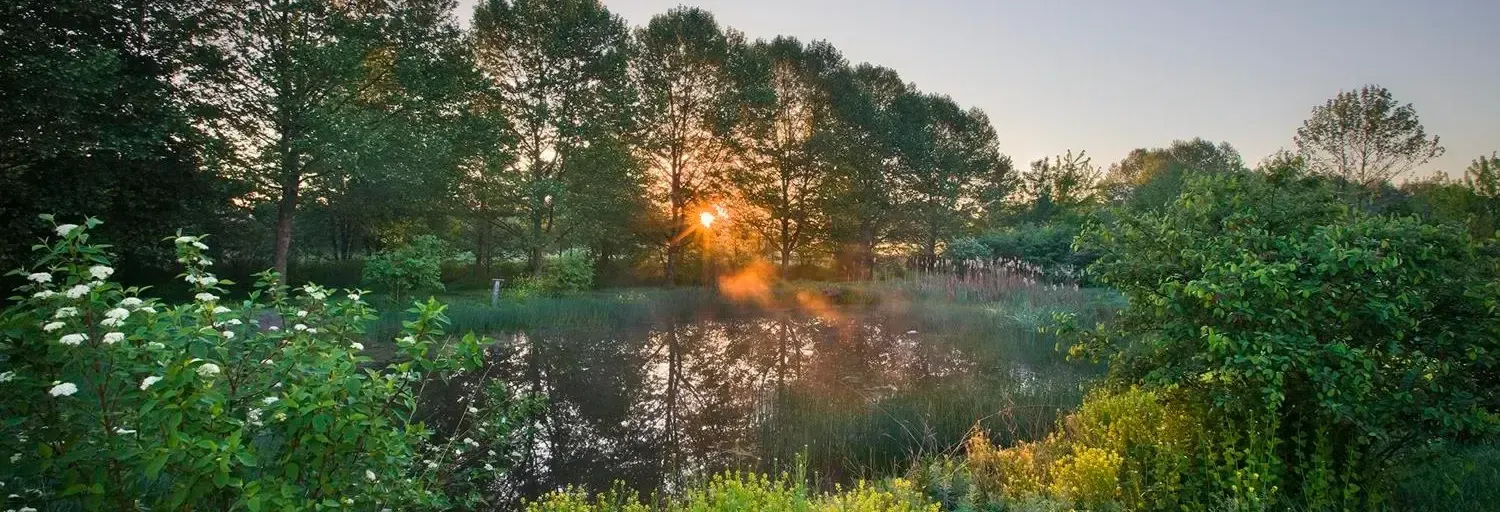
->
[942,237,989,264]
[362,234,447,301]
[511,251,595,298]
[1069,170,1500,507]
[0,217,537,511]
[967,434,1047,502]
[976,223,1092,275]
[1048,446,1122,508]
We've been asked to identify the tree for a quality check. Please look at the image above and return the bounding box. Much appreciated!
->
[728,37,834,270]
[1464,152,1500,220]
[197,0,474,282]
[1294,85,1444,191]
[1073,170,1500,506]
[1104,138,1243,210]
[1020,149,1101,221]
[472,0,635,274]
[889,93,1010,269]
[633,7,742,284]
[818,65,906,278]
[0,0,231,270]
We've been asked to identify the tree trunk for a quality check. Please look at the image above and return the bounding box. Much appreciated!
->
[665,243,678,285]
[528,207,544,276]
[860,221,877,280]
[475,213,490,279]
[272,164,300,283]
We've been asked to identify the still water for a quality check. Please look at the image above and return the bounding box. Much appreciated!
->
[414,292,1101,505]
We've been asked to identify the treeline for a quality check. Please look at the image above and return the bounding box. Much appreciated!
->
[3,0,1495,287]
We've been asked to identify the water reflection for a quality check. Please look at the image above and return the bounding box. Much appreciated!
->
[439,304,1094,505]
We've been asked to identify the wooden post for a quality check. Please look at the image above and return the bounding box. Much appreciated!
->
[491,278,502,307]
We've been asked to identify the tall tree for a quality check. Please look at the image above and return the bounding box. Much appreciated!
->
[472,0,634,274]
[1464,151,1500,227]
[891,94,1009,268]
[0,0,230,269]
[1104,138,1243,209]
[200,0,473,281]
[820,64,907,279]
[1020,149,1101,221]
[633,7,741,284]
[316,0,483,261]
[1295,85,1444,191]
[729,37,835,269]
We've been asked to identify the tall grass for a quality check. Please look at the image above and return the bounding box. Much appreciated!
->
[1390,442,1500,510]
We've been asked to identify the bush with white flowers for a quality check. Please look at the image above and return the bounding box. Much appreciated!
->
[0,216,541,511]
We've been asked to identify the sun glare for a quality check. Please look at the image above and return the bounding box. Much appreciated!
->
[699,211,715,228]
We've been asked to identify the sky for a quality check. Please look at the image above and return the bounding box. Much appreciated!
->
[457,0,1500,179]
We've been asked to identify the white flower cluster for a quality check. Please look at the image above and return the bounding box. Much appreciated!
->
[196,362,221,378]
[140,376,162,390]
[101,307,129,327]
[26,272,51,283]
[48,381,78,397]
[64,284,90,299]
[56,224,79,237]
[88,265,113,281]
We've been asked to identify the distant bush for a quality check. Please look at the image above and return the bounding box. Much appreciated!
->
[942,237,989,264]
[976,223,1092,274]
[362,234,446,301]
[0,217,538,510]
[510,251,594,298]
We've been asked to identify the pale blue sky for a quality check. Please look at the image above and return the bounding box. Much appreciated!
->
[459,0,1500,179]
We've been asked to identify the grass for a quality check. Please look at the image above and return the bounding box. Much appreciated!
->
[1389,442,1500,510]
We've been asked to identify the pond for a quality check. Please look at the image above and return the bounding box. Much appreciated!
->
[399,286,1110,506]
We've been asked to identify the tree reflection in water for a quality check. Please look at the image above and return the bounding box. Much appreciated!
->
[423,302,1096,506]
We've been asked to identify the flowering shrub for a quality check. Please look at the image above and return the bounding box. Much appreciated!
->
[0,216,536,511]
[966,435,1047,501]
[1048,446,1122,508]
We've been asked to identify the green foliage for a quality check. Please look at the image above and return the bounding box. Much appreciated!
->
[1295,84,1444,189]
[1020,150,1101,221]
[942,237,989,263]
[0,218,537,510]
[976,223,1090,275]
[472,0,638,273]
[362,234,447,302]
[634,6,741,283]
[524,472,938,511]
[1390,442,1500,511]
[510,251,596,298]
[1103,138,1245,212]
[0,0,231,271]
[1069,169,1500,507]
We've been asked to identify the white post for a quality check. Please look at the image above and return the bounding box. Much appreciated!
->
[491,278,502,307]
